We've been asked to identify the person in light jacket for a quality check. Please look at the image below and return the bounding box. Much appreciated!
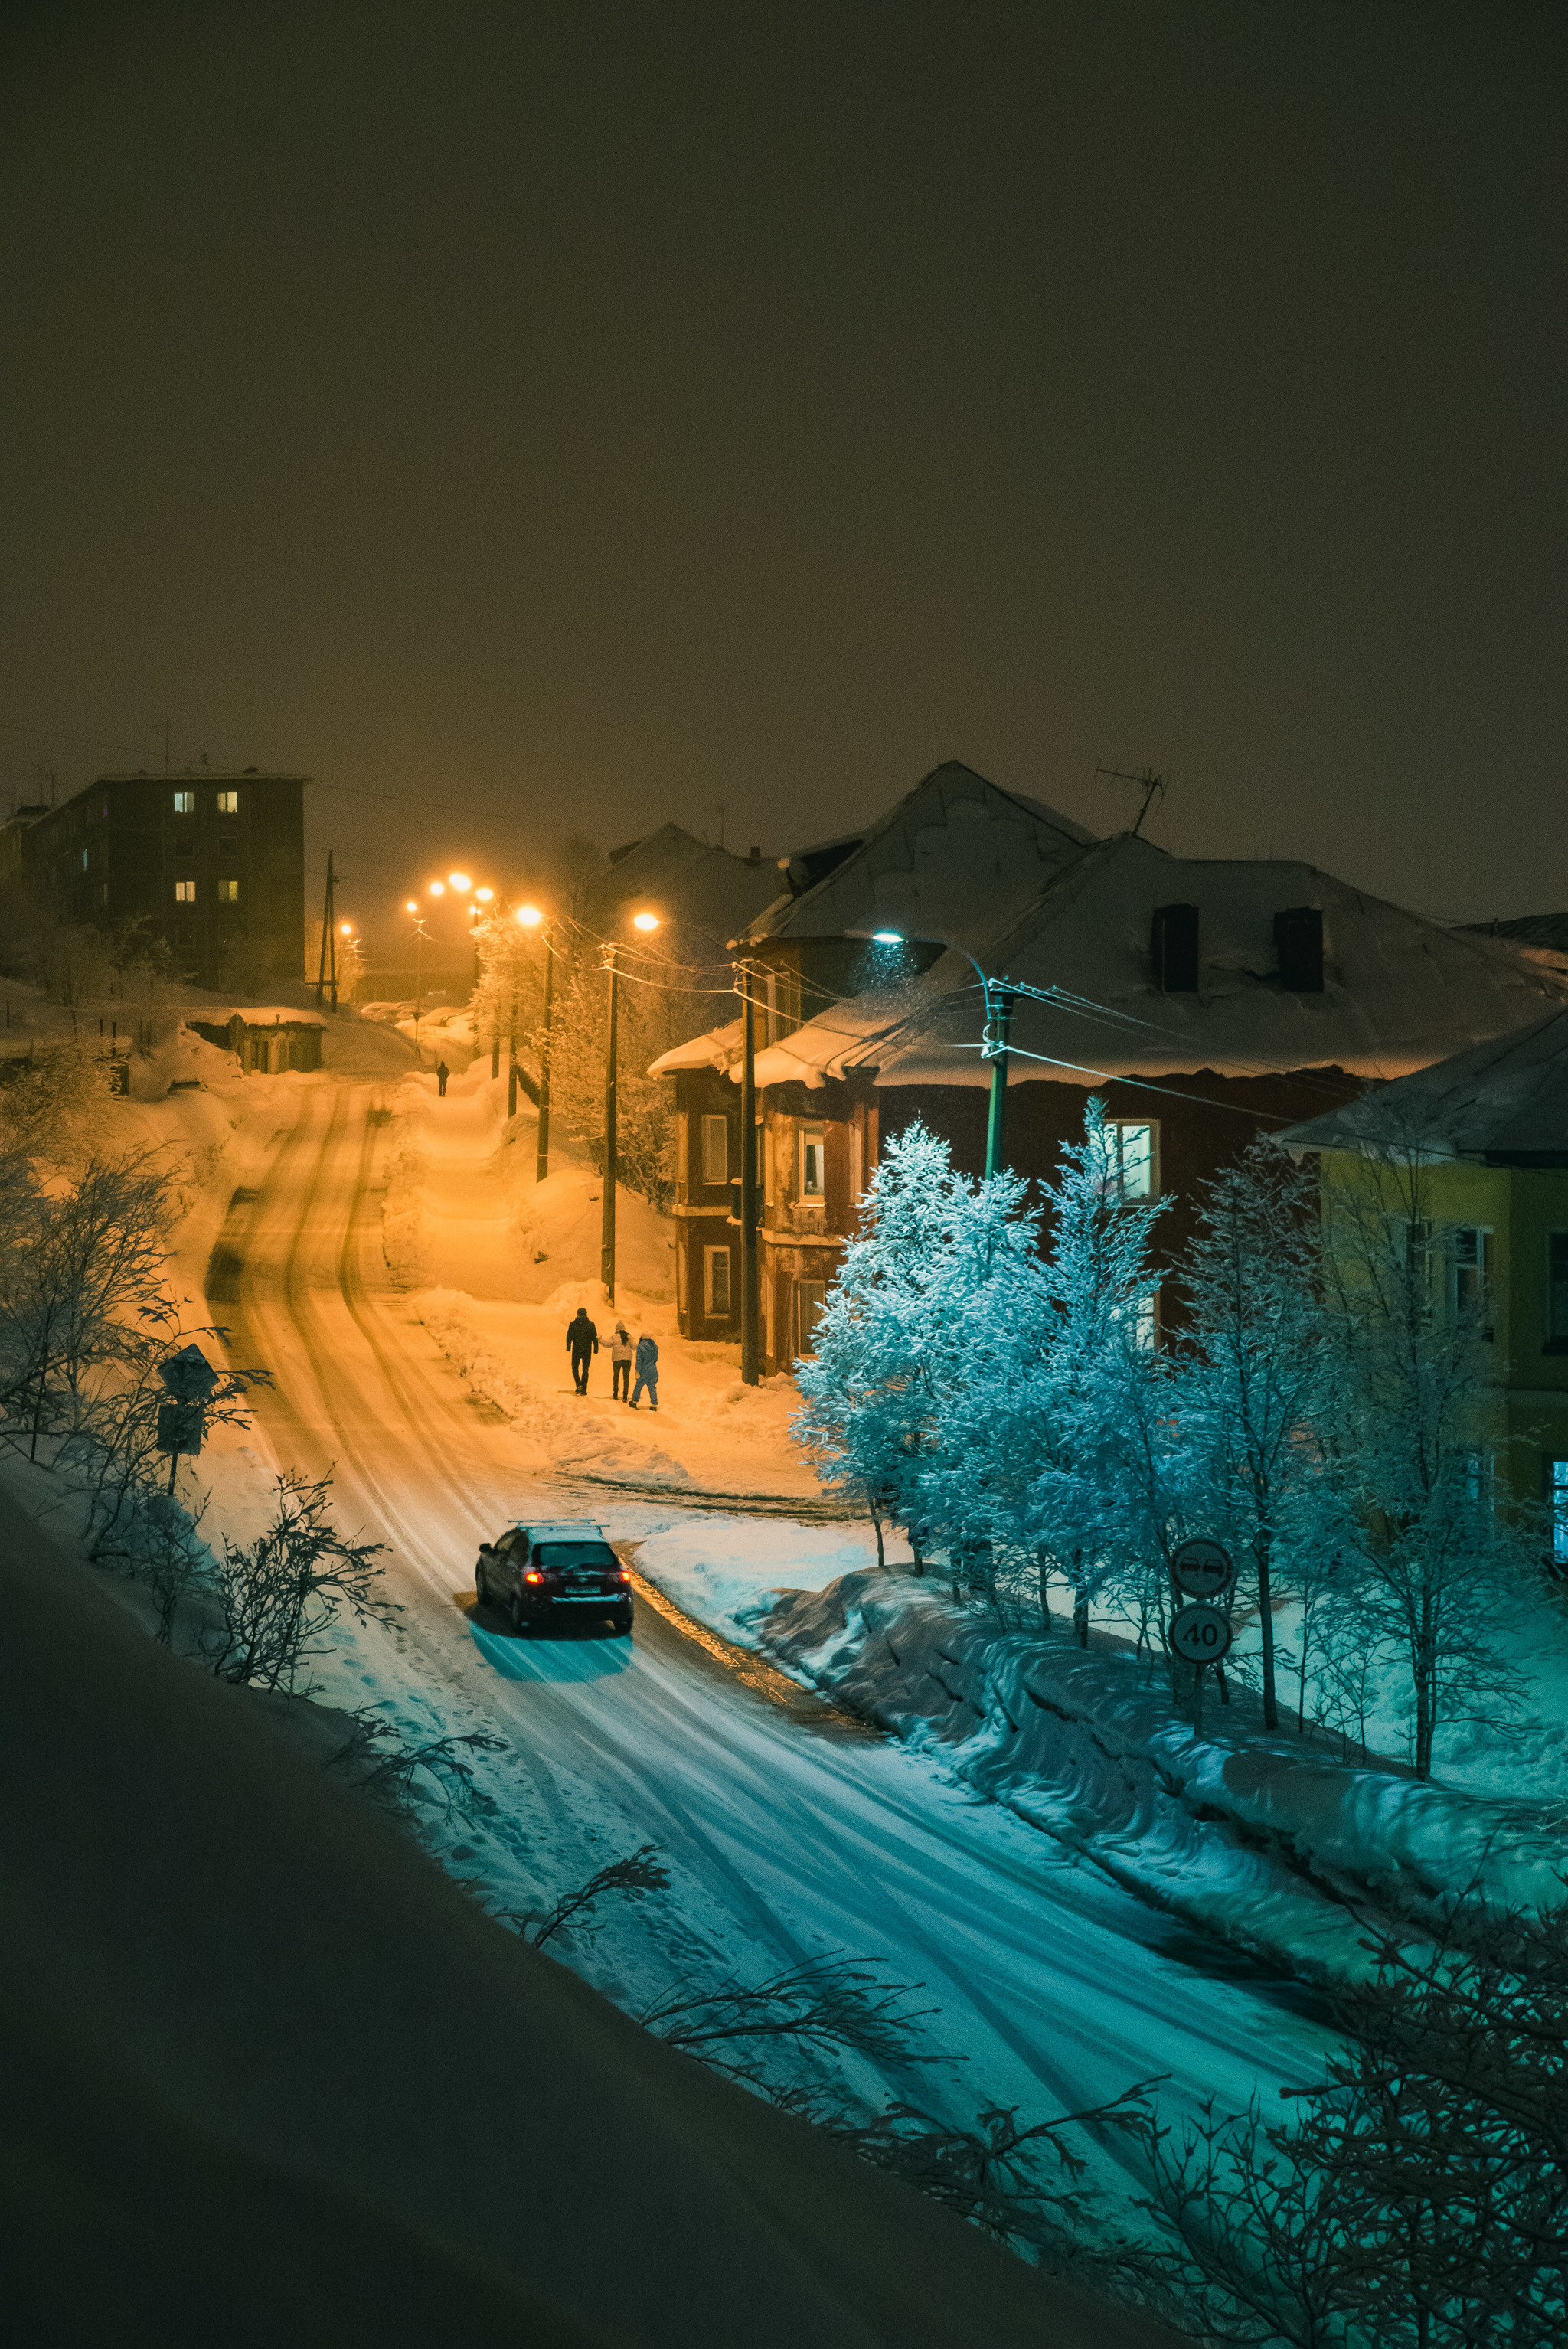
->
[629,1332,658,1411]
[566,1307,599,1394]
[609,1321,633,1402]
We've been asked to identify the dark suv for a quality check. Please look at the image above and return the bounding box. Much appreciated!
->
[475,1519,634,1637]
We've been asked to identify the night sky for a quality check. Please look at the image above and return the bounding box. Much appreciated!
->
[2,2,1561,955]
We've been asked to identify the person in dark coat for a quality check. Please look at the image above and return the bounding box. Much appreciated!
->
[435,1060,449,1097]
[629,1331,658,1411]
[567,1307,599,1394]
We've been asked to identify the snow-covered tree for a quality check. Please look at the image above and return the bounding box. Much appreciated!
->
[1174,1142,1337,1733]
[1316,1137,1536,1779]
[793,1122,973,1563]
[1025,1099,1174,1646]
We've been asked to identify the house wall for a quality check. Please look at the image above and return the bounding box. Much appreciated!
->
[671,1067,743,1342]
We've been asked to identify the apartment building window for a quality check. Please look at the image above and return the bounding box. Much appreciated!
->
[799,1123,825,1201]
[175,880,196,903]
[1550,1233,1568,1351]
[80,848,88,870]
[173,790,195,814]
[217,834,240,854]
[175,836,195,858]
[1549,1459,1568,1570]
[217,789,239,814]
[704,1246,732,1316]
[794,1279,827,1358]
[1452,1227,1494,1338]
[701,1113,728,1185]
[1106,1120,1157,1201]
[218,879,239,903]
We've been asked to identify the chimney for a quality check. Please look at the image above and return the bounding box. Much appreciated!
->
[747,845,761,864]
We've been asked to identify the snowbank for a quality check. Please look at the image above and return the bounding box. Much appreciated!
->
[743,1571,1567,1981]
[1,1497,1181,2348]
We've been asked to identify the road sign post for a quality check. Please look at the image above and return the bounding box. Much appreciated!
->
[1167,1539,1235,1732]
[157,1344,219,1491]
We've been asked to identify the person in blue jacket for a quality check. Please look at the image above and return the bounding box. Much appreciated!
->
[629,1331,659,1411]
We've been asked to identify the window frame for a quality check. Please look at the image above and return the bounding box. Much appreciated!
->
[1106,1118,1158,1201]
[174,879,197,904]
[794,1278,827,1359]
[703,1244,733,1317]
[172,789,195,815]
[799,1122,826,1203]
[216,789,239,815]
[217,878,239,903]
[701,1112,729,1188]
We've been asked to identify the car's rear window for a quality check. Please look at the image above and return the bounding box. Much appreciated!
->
[534,1542,619,1573]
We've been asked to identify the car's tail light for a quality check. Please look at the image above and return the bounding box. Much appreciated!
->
[524,1570,544,1584]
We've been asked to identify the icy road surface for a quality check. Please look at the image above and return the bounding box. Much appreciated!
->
[212,1084,1327,2181]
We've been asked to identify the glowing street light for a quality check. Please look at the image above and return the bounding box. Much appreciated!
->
[428,880,446,897]
[475,885,494,903]
[449,871,472,893]
[632,910,660,933]
[516,903,543,928]
[405,899,418,913]
[339,920,353,936]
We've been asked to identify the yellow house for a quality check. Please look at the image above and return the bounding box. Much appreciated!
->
[1282,1008,1568,1563]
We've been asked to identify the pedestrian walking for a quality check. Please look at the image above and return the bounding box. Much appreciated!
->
[629,1331,659,1411]
[566,1306,599,1394]
[610,1321,633,1402]
[436,1060,450,1097]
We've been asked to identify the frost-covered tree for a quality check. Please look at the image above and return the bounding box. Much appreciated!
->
[1317,1139,1535,1779]
[1175,1142,1337,1732]
[1025,1099,1173,1646]
[793,1123,973,1563]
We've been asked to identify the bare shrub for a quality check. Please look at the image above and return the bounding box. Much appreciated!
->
[327,1709,505,1819]
[200,1472,396,1694]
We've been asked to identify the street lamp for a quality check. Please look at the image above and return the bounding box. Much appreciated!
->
[515,905,557,1182]
[601,910,659,1303]
[406,901,430,1057]
[864,931,1015,1178]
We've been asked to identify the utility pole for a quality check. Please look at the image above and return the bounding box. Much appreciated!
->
[315,853,338,1010]
[535,933,554,1182]
[738,959,760,1384]
[600,945,619,1301]
[983,988,1014,1178]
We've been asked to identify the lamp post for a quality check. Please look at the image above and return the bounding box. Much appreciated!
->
[404,901,427,1058]
[516,904,554,1181]
[869,931,1014,1179]
[601,910,660,1305]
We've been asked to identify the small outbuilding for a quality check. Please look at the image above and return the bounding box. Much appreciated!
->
[188,1008,325,1074]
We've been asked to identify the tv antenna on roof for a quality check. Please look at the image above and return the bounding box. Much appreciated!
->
[1096,763,1166,838]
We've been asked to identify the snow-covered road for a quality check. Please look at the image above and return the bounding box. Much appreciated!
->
[212,1083,1327,2186]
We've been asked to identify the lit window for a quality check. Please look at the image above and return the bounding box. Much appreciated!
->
[218,879,239,902]
[175,880,196,903]
[1550,1234,1568,1343]
[173,790,194,814]
[701,1114,728,1186]
[80,848,88,869]
[1106,1120,1157,1201]
[1550,1459,1568,1570]
[704,1246,732,1315]
[794,1279,827,1358]
[217,789,238,814]
[799,1123,825,1200]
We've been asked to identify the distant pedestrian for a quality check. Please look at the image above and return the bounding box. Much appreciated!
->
[436,1060,449,1097]
[567,1306,599,1394]
[610,1321,633,1402]
[629,1331,659,1411]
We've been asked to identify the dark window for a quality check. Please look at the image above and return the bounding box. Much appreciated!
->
[532,1541,619,1573]
[218,835,240,854]
[1150,903,1200,992]
[1550,1233,1568,1342]
[175,836,195,858]
[1275,906,1325,992]
[794,1279,827,1357]
[704,1246,732,1315]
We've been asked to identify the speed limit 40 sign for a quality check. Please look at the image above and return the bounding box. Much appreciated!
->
[1168,1602,1233,1666]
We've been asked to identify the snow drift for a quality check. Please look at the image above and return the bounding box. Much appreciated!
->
[747,1570,1566,1981]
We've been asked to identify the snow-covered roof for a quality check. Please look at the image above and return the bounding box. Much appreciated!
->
[736,760,1098,952]
[586,822,779,949]
[647,1016,744,1078]
[186,1005,328,1028]
[1279,1005,1568,1162]
[739,835,1568,1093]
